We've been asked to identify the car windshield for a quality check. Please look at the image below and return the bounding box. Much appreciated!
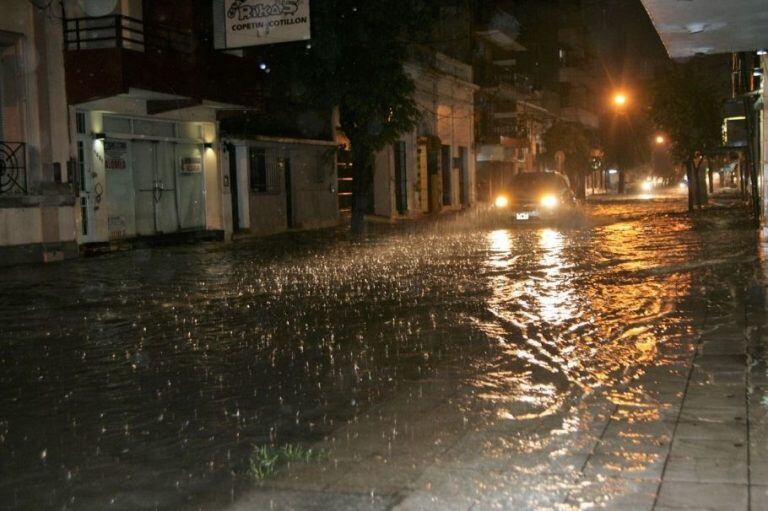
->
[510,173,568,197]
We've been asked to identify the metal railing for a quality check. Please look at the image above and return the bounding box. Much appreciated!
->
[64,14,194,55]
[0,142,27,195]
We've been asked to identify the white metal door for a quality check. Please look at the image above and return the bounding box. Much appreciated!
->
[132,141,180,236]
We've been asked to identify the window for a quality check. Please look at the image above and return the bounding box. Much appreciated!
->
[249,147,279,193]
[1,41,24,142]
[76,112,86,135]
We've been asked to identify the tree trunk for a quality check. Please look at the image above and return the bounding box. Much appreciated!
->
[740,156,747,198]
[577,171,586,200]
[686,159,695,212]
[695,158,707,207]
[351,145,374,237]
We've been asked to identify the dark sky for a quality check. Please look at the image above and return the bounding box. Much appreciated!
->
[582,0,670,88]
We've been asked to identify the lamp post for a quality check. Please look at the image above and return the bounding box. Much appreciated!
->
[610,91,629,194]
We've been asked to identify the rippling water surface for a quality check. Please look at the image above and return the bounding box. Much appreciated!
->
[0,195,760,510]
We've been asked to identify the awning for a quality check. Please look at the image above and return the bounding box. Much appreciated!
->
[640,0,768,58]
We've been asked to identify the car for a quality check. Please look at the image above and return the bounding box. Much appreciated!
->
[492,172,578,222]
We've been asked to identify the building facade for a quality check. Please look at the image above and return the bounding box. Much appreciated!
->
[59,0,339,252]
[371,49,476,219]
[0,1,77,265]
[61,0,253,248]
[473,6,553,203]
[225,136,339,236]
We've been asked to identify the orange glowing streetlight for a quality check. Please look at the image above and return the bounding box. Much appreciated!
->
[612,92,628,108]
[655,135,666,145]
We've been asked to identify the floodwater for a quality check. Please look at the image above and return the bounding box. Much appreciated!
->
[0,192,761,510]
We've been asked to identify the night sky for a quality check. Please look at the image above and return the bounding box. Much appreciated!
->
[583,0,670,89]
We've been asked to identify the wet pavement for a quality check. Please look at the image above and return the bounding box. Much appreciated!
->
[1,191,767,510]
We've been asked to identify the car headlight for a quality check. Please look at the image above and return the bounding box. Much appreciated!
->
[540,194,558,209]
[641,180,653,192]
[494,195,509,208]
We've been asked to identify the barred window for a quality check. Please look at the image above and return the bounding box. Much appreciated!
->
[249,147,280,193]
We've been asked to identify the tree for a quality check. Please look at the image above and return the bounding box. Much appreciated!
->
[542,121,592,199]
[650,64,722,211]
[246,1,440,235]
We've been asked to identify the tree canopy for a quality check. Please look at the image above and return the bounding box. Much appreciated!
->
[243,0,441,233]
[650,63,723,209]
[542,120,592,197]
[650,65,722,164]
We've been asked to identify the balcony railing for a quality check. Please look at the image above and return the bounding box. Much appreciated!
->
[475,64,533,93]
[0,142,27,195]
[64,15,194,55]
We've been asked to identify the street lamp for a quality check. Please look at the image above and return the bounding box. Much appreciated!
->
[613,93,628,108]
[655,135,665,145]
[609,91,630,194]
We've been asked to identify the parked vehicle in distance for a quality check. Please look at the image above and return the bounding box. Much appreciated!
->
[492,172,578,222]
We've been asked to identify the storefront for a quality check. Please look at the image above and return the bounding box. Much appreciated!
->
[74,111,222,245]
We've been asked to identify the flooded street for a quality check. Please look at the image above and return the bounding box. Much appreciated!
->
[1,194,764,510]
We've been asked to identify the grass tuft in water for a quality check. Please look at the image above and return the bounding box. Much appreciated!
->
[247,444,327,480]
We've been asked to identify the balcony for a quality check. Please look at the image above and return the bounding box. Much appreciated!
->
[558,67,595,88]
[0,142,27,195]
[409,46,473,82]
[476,9,526,52]
[63,15,262,108]
[560,107,600,130]
[558,27,585,51]
[475,65,533,95]
[64,14,193,54]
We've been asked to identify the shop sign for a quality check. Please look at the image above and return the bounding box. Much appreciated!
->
[181,157,203,173]
[104,140,128,170]
[220,0,310,48]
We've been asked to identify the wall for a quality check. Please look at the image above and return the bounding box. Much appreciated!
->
[234,139,339,236]
[373,149,394,217]
[290,143,339,230]
[0,1,77,265]
[75,106,220,244]
[762,55,768,220]
[371,56,476,220]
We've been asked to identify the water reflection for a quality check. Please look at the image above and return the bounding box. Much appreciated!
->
[472,216,699,428]
[536,228,575,325]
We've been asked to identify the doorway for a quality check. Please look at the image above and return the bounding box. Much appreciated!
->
[133,140,180,235]
[441,144,452,206]
[227,143,240,231]
[394,141,408,214]
[459,146,468,206]
[283,157,294,229]
[426,138,442,213]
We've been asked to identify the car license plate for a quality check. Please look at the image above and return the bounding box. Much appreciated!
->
[516,212,530,220]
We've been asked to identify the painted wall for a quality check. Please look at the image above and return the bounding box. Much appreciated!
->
[0,1,76,260]
[234,139,340,236]
[372,56,476,220]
